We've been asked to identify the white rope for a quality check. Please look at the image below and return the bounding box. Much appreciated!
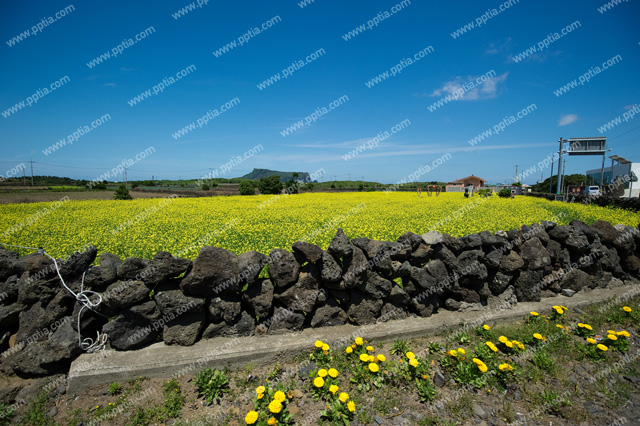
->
[0,243,108,353]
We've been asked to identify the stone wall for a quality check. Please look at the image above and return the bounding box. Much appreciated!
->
[1,219,640,377]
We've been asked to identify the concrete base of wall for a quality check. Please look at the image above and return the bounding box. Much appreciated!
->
[68,282,639,394]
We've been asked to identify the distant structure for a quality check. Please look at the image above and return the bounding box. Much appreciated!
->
[586,155,639,197]
[446,175,486,192]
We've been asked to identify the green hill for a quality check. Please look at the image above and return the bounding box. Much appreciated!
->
[241,168,311,182]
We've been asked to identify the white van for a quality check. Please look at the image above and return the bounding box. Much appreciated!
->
[583,186,600,196]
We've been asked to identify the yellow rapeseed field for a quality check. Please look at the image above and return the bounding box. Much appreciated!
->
[0,192,638,260]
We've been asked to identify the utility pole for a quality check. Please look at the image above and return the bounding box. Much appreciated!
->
[556,138,564,194]
[515,165,518,183]
[549,156,554,193]
[29,159,34,186]
[22,167,26,185]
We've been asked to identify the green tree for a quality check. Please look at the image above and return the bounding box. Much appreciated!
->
[114,184,133,200]
[257,175,283,195]
[201,183,210,191]
[238,181,255,195]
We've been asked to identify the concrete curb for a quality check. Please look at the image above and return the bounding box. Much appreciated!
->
[68,283,639,394]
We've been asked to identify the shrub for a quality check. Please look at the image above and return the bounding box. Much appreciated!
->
[478,189,492,197]
[257,175,283,195]
[239,181,255,195]
[194,368,230,404]
[114,184,133,200]
[201,183,210,191]
[498,188,512,198]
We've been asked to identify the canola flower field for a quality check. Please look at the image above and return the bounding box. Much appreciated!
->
[0,192,638,260]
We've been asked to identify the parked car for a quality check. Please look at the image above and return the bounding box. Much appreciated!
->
[583,186,600,196]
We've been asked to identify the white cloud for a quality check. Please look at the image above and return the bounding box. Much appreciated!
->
[558,114,579,126]
[103,83,116,87]
[427,72,508,101]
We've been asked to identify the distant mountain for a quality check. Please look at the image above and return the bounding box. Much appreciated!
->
[241,168,311,182]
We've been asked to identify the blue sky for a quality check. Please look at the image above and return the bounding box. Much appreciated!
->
[1,0,639,185]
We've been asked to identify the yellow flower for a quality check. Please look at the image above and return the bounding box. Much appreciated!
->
[314,340,323,348]
[597,344,608,351]
[245,410,259,424]
[256,386,266,395]
[533,333,544,340]
[556,324,564,329]
[578,323,585,328]
[406,351,415,359]
[322,344,330,351]
[623,306,632,313]
[617,331,630,338]
[409,358,419,368]
[498,336,508,344]
[369,363,380,373]
[257,393,264,400]
[328,368,338,378]
[499,363,513,371]
[607,334,618,341]
[457,348,466,355]
[554,307,564,315]
[505,341,513,348]
[377,354,386,362]
[366,345,374,352]
[530,311,539,316]
[584,324,593,331]
[346,346,353,354]
[516,342,525,350]
[347,400,356,412]
[329,385,339,394]
[318,369,328,378]
[268,400,282,414]
[368,355,375,362]
[486,342,498,352]
[447,349,458,357]
[355,337,363,345]
[483,324,490,330]
[339,392,349,402]
[560,305,568,310]
[587,338,597,344]
[359,353,369,362]
[473,358,488,373]
[422,374,429,379]
[267,418,277,426]
[273,391,286,402]
[313,377,325,388]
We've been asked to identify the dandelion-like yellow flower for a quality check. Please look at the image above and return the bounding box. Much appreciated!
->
[623,306,632,313]
[406,351,415,359]
[346,346,353,354]
[597,344,608,351]
[313,377,325,388]
[366,345,374,352]
[257,393,264,400]
[447,349,458,357]
[457,348,466,355]
[368,355,375,362]
[587,338,597,344]
[318,369,328,378]
[483,324,491,330]
[617,331,630,338]
[256,386,266,395]
[486,342,498,352]
[607,334,618,341]
[329,385,339,394]
[314,340,323,348]
[267,418,277,426]
[322,344,330,351]
[328,368,338,378]
[505,341,513,348]
[377,354,386,362]
[533,333,544,340]
[268,400,282,414]
[498,336,508,344]
[369,363,379,373]
[347,401,356,412]
[359,353,369,362]
[577,323,585,328]
[409,358,419,368]
[556,324,564,329]
[339,392,349,403]
[499,363,513,371]
[245,410,259,424]
[355,337,363,345]
[273,391,286,402]
[530,311,539,316]
[516,342,525,350]
[584,324,593,331]
[473,358,488,373]
[554,307,564,315]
